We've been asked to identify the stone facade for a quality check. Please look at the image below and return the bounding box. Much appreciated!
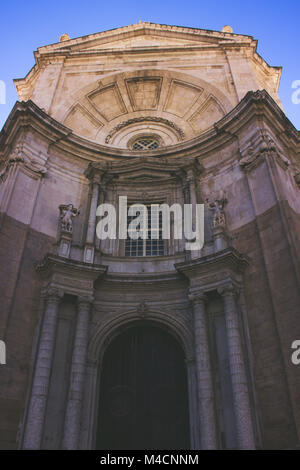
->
[0,23,299,450]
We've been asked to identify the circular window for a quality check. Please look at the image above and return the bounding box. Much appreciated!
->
[131,136,160,150]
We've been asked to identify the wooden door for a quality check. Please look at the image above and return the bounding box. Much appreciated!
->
[96,325,190,450]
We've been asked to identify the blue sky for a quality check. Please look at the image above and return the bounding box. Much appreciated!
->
[0,0,299,129]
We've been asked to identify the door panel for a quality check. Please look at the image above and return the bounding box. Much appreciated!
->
[96,325,190,450]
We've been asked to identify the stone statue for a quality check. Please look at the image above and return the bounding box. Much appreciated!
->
[209,193,227,228]
[59,204,80,233]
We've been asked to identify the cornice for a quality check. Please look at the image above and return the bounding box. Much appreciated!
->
[36,23,254,54]
[36,253,107,280]
[29,42,257,63]
[100,271,188,289]
[84,155,203,183]
[13,22,276,97]
[0,91,298,167]
[175,247,250,278]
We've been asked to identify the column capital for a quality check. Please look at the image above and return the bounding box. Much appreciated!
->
[42,287,64,303]
[217,283,239,298]
[188,289,207,305]
[77,295,94,307]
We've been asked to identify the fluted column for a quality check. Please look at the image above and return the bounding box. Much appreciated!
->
[84,179,100,263]
[23,288,62,449]
[62,296,93,449]
[219,284,255,449]
[189,291,218,449]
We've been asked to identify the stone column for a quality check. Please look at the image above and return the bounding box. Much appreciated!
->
[186,169,197,237]
[23,288,62,449]
[62,296,93,449]
[84,180,100,263]
[186,359,201,450]
[219,284,256,449]
[189,291,218,449]
[185,168,202,259]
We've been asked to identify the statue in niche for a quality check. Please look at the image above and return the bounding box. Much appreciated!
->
[59,204,80,233]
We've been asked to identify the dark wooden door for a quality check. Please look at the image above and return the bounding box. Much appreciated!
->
[96,325,190,450]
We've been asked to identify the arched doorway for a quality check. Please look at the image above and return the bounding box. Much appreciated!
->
[96,324,190,450]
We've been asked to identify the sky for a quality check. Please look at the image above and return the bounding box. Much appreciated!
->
[0,0,299,129]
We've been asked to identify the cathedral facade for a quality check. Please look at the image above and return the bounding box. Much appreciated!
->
[0,22,299,450]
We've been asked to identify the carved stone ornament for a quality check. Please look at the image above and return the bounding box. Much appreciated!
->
[217,282,240,298]
[208,191,227,228]
[188,289,207,305]
[240,130,290,171]
[41,286,64,302]
[105,116,185,143]
[136,301,149,317]
[0,145,47,181]
[59,204,80,233]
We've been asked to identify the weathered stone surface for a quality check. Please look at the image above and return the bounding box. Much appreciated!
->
[0,22,299,450]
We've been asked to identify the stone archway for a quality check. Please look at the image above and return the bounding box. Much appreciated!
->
[96,323,190,450]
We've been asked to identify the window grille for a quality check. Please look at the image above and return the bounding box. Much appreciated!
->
[132,136,160,150]
[125,204,164,257]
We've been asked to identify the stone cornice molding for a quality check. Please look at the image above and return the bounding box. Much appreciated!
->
[175,247,249,292]
[36,253,107,276]
[36,254,107,298]
[176,247,249,274]
[239,129,291,173]
[84,155,203,187]
[0,93,298,167]
[101,271,187,290]
[14,23,278,98]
